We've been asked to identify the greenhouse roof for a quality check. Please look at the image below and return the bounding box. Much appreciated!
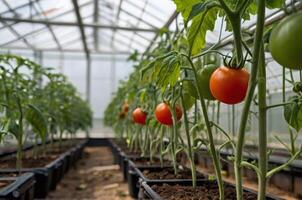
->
[0,0,176,54]
[0,0,300,94]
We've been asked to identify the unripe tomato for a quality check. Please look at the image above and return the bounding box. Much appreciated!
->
[185,65,218,100]
[210,66,249,104]
[132,108,147,125]
[155,103,182,126]
[269,11,302,69]
[182,82,196,110]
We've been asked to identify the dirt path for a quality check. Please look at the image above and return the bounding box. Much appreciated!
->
[47,147,132,200]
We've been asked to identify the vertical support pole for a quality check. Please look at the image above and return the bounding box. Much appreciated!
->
[86,54,91,104]
[93,0,99,51]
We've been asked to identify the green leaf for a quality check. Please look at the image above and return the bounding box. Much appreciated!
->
[188,7,219,55]
[284,96,302,132]
[8,119,21,139]
[173,0,201,21]
[266,0,285,9]
[25,104,48,142]
[188,3,207,22]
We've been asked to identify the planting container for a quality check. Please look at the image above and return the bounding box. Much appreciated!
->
[139,180,282,200]
[0,139,87,198]
[128,164,206,199]
[0,173,35,200]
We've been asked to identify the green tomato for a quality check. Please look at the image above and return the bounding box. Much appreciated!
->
[269,11,302,69]
[184,64,218,100]
[181,84,195,110]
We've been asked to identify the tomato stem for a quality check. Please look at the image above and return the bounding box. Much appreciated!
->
[184,54,224,200]
[180,87,197,188]
[233,0,267,199]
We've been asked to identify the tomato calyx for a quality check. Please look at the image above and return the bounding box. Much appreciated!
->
[293,82,302,94]
[223,54,247,70]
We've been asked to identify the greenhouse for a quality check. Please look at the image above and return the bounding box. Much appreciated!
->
[0,0,302,199]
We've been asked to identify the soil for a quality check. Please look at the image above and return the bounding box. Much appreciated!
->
[132,157,171,166]
[0,155,60,168]
[46,147,132,200]
[0,180,12,189]
[196,165,298,200]
[151,183,257,200]
[143,167,205,180]
[0,141,83,169]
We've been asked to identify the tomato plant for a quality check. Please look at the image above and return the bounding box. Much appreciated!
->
[210,66,249,104]
[269,11,302,69]
[155,102,182,125]
[185,65,218,100]
[132,107,147,125]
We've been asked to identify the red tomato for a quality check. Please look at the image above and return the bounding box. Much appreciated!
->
[155,103,182,125]
[209,66,249,104]
[132,108,147,125]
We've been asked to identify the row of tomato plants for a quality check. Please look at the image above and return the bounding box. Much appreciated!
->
[0,54,93,173]
[105,0,302,199]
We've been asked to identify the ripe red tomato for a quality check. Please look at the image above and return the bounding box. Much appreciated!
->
[155,102,182,125]
[209,66,249,104]
[132,108,147,125]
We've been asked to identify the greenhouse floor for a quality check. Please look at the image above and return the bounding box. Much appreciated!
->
[46,147,132,200]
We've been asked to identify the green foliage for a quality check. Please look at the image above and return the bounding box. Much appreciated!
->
[25,104,48,143]
[0,54,93,168]
[173,0,201,21]
[188,7,219,55]
[284,96,302,132]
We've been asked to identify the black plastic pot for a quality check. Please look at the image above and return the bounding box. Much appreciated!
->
[128,164,207,199]
[0,140,87,198]
[0,173,35,200]
[120,153,141,181]
[108,139,121,165]
[139,180,282,200]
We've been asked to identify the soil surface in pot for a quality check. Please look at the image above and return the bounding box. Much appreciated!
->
[46,147,132,200]
[132,157,171,166]
[0,155,60,168]
[0,180,13,189]
[151,183,257,200]
[143,167,205,180]
[0,140,82,169]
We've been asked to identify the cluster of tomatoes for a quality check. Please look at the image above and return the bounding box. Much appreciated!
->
[131,103,182,126]
[127,11,302,127]
[184,64,250,105]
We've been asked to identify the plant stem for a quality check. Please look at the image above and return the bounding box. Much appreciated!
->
[181,89,196,188]
[159,125,165,167]
[229,16,244,66]
[170,104,179,175]
[234,0,266,198]
[186,56,224,199]
[257,44,267,200]
[16,138,22,174]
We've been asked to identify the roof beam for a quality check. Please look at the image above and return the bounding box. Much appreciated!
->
[0,1,94,47]
[0,1,35,50]
[33,0,62,50]
[71,0,91,103]
[144,11,178,54]
[1,45,132,54]
[0,16,159,32]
